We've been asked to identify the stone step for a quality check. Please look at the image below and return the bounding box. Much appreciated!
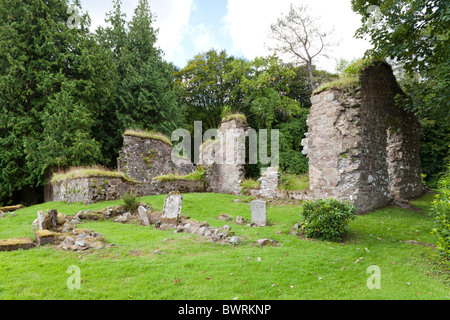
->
[0,237,34,251]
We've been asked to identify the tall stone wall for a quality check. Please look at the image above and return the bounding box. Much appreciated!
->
[302,61,423,213]
[117,135,194,183]
[200,118,247,195]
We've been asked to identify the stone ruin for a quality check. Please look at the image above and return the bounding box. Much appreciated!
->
[48,61,423,214]
[50,116,249,204]
[301,61,423,213]
[200,116,247,195]
[118,133,195,184]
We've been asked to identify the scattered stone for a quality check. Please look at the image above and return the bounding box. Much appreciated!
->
[256,238,276,246]
[218,213,233,221]
[62,222,74,233]
[57,212,66,225]
[10,212,16,217]
[59,229,105,251]
[235,216,245,225]
[251,200,267,227]
[71,217,81,225]
[230,236,241,245]
[115,212,131,223]
[223,224,231,230]
[0,211,4,218]
[61,236,75,250]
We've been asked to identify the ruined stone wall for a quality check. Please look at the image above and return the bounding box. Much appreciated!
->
[117,135,194,183]
[201,118,247,195]
[52,176,205,204]
[302,62,423,213]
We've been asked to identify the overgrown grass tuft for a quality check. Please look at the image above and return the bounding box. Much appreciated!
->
[313,58,379,95]
[124,129,172,146]
[278,173,309,191]
[240,178,261,195]
[51,166,136,184]
[221,112,247,124]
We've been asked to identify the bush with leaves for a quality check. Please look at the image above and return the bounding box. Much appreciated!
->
[431,165,450,264]
[121,191,139,213]
[300,199,356,242]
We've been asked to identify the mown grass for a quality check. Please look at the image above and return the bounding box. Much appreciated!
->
[0,193,448,300]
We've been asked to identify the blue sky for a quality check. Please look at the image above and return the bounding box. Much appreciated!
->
[79,0,372,72]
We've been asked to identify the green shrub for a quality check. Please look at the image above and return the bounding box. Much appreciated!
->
[300,199,356,242]
[431,165,450,264]
[122,191,139,213]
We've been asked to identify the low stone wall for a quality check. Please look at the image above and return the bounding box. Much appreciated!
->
[52,176,205,204]
[118,135,195,184]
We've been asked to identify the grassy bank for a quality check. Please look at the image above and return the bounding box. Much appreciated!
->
[0,193,448,300]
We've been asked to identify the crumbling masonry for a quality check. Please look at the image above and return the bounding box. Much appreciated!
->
[301,61,423,213]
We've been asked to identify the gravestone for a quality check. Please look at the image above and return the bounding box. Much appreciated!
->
[161,192,183,228]
[138,206,150,226]
[251,200,267,227]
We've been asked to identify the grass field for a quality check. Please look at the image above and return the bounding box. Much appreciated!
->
[0,193,448,300]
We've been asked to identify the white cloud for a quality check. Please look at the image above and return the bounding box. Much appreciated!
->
[152,0,194,63]
[224,0,292,59]
[224,0,372,72]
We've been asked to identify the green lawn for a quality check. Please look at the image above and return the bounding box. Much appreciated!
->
[0,193,448,300]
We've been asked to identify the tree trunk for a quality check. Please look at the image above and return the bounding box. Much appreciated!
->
[307,61,315,91]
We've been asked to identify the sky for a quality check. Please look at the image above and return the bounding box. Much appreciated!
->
[79,0,372,73]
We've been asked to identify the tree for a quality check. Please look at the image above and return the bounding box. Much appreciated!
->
[268,4,335,91]
[0,0,114,204]
[237,55,301,129]
[352,0,449,185]
[96,0,186,166]
[175,49,243,131]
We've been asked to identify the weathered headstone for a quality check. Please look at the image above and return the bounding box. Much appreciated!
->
[251,200,267,227]
[37,210,45,230]
[161,192,183,228]
[138,206,150,226]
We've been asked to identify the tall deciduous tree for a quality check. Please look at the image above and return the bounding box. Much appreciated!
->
[268,4,335,91]
[175,49,244,131]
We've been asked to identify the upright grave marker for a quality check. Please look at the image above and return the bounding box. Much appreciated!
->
[251,200,267,227]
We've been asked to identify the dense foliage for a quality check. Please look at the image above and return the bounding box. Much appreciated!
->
[352,0,450,186]
[300,199,357,242]
[0,0,186,205]
[430,166,450,263]
[0,0,114,204]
